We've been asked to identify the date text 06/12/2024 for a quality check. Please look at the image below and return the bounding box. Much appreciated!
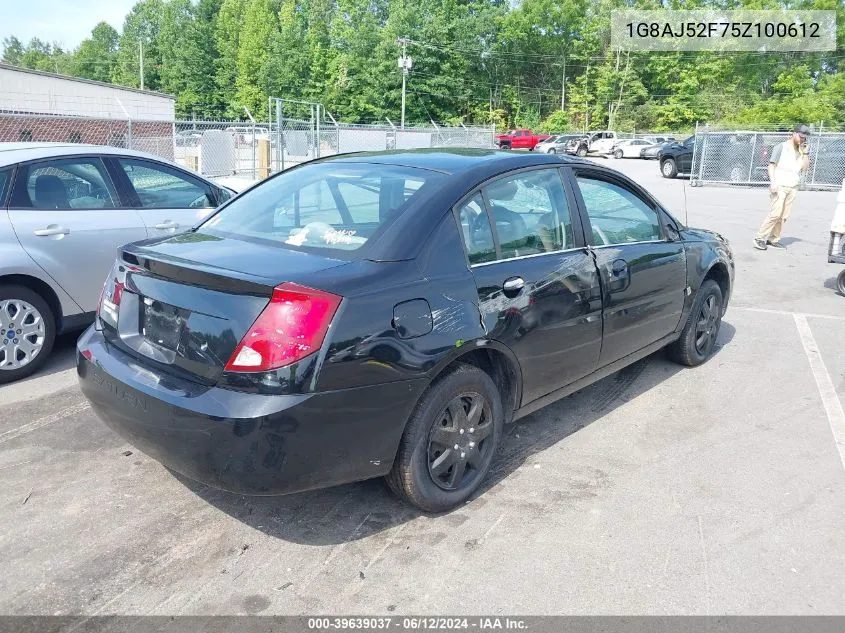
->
[306,617,528,630]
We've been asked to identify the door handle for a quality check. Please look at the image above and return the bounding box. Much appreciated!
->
[34,226,70,237]
[154,221,179,230]
[503,276,525,294]
[611,259,628,276]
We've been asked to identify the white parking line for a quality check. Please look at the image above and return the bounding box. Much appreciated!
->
[0,401,90,445]
[735,306,845,321]
[794,314,845,474]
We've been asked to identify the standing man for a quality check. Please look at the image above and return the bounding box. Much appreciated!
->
[754,124,811,250]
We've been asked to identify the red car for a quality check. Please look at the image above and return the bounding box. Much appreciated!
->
[495,129,552,150]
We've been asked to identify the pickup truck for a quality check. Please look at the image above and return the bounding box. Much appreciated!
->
[564,131,618,157]
[495,129,552,150]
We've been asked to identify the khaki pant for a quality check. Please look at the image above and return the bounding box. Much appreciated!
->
[756,186,797,242]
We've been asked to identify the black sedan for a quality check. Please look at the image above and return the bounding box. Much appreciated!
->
[77,149,734,512]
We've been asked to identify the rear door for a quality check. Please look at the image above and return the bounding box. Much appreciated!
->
[627,139,648,157]
[678,137,695,172]
[7,156,147,312]
[569,167,687,367]
[110,157,218,236]
[593,133,616,154]
[456,167,603,405]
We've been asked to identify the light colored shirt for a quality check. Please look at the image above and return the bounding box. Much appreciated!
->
[770,140,803,188]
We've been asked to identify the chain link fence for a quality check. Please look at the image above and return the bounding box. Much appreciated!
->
[0,110,175,161]
[176,118,495,177]
[0,108,494,181]
[690,124,845,190]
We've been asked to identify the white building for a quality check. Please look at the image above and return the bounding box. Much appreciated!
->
[0,63,175,121]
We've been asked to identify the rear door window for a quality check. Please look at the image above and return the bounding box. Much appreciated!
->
[483,169,573,259]
[202,163,439,253]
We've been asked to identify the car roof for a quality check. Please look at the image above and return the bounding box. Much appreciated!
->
[0,142,181,169]
[315,147,590,175]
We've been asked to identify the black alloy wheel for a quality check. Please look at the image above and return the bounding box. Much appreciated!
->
[694,293,721,357]
[427,392,494,491]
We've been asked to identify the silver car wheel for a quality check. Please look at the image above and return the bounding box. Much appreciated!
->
[0,299,46,370]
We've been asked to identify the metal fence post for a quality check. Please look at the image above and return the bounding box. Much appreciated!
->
[276,99,284,172]
[747,132,757,183]
[316,104,321,158]
[690,122,699,185]
[811,121,822,187]
[430,120,440,147]
[325,110,340,154]
[697,124,708,185]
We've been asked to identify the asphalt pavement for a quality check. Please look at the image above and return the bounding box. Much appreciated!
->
[1,156,844,615]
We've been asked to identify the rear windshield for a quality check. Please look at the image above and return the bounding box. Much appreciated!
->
[201,162,441,253]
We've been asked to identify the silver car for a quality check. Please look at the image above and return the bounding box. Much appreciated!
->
[0,143,238,383]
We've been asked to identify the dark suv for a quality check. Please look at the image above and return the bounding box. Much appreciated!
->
[78,149,734,512]
[663,133,776,183]
[658,136,695,178]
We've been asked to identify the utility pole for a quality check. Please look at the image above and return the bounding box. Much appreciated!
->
[560,56,566,111]
[139,40,144,90]
[396,36,412,129]
[584,61,590,131]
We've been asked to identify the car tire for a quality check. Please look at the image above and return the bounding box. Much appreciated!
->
[499,143,511,151]
[386,363,503,512]
[668,279,723,367]
[576,146,588,157]
[661,158,678,178]
[0,284,56,384]
[613,149,623,159]
[837,269,845,296]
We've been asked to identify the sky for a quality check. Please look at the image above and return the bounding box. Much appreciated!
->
[0,0,137,50]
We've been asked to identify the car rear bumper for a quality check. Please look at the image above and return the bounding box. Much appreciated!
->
[77,327,427,496]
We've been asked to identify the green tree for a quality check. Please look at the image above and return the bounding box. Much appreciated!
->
[234,0,279,115]
[1,36,25,65]
[71,22,119,82]
[264,0,311,106]
[216,0,246,112]
[113,0,166,90]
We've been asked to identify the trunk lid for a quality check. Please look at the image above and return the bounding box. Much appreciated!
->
[100,231,348,385]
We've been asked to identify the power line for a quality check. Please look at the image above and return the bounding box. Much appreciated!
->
[409,70,567,94]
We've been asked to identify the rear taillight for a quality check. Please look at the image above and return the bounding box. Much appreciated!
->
[225,283,341,372]
[97,264,126,329]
